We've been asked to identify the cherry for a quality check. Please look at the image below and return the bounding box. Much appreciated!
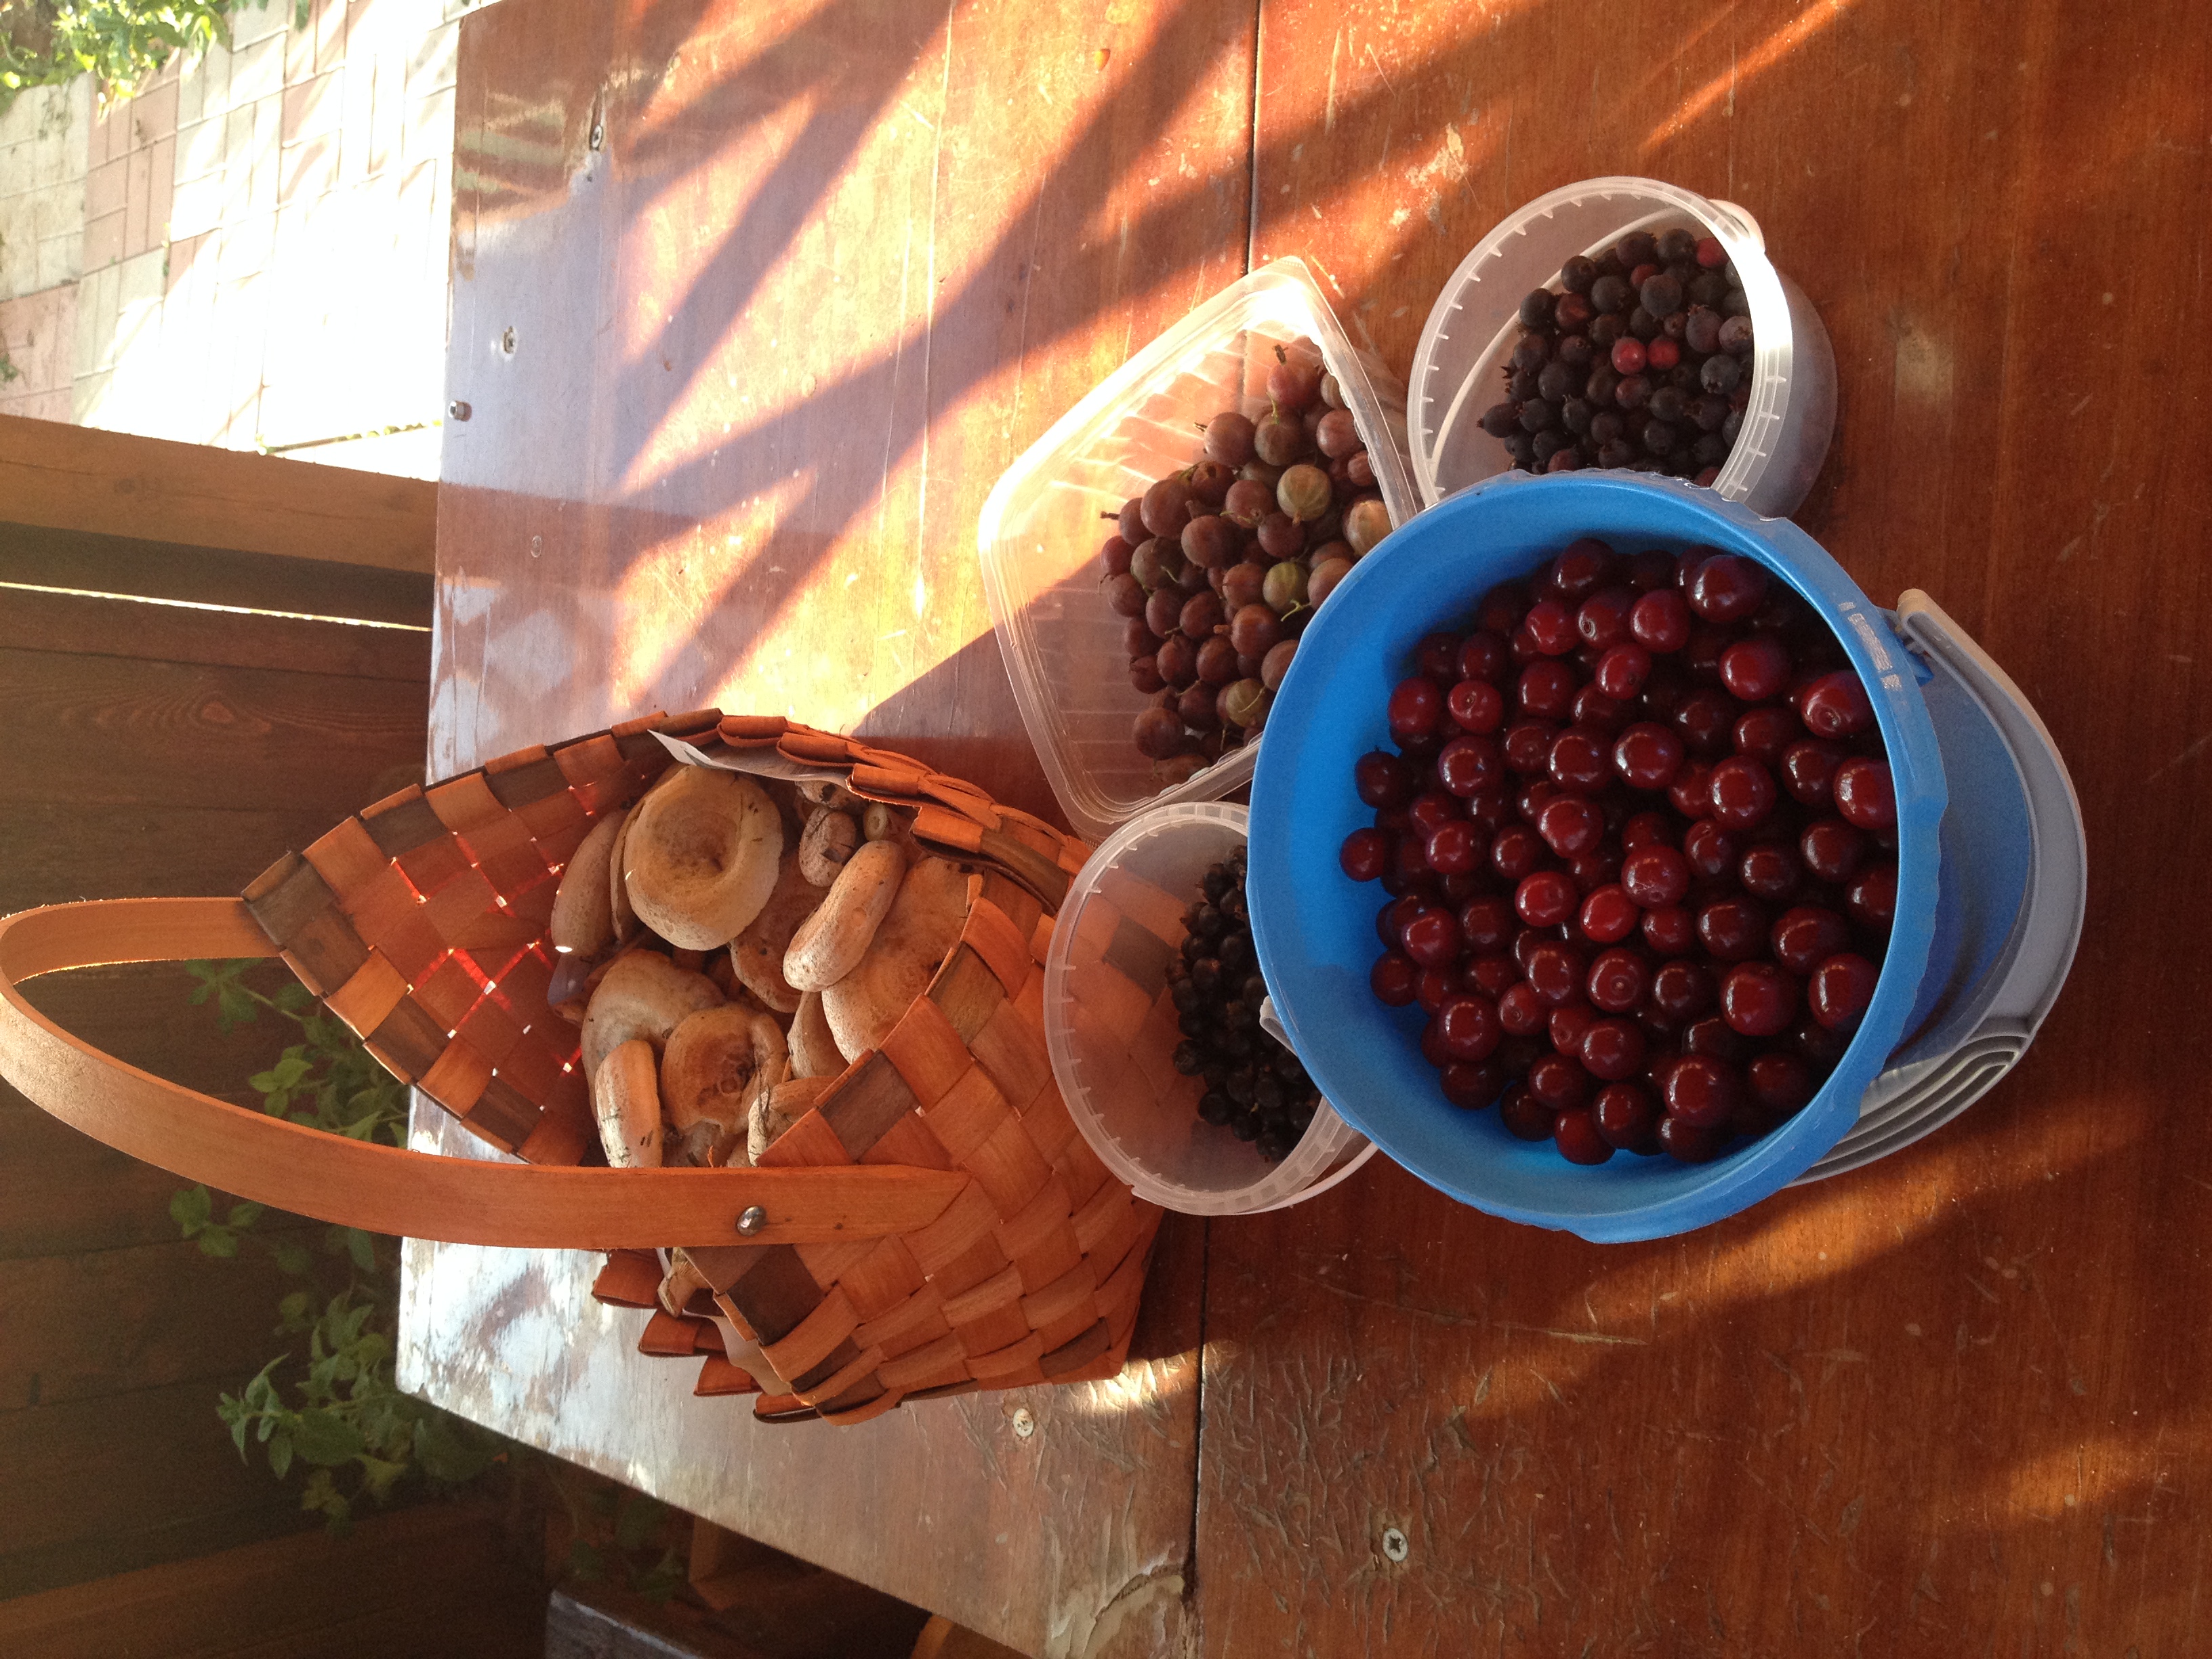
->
[1656,1113,1729,1163]
[1425,819,1484,875]
[1549,727,1613,794]
[1667,760,1718,819]
[1449,678,1507,733]
[1572,684,1630,735]
[1416,967,1454,1015]
[1401,907,1462,968]
[1798,670,1875,738]
[1522,599,1580,656]
[1673,689,1738,757]
[1847,863,1898,931]
[1389,676,1445,741]
[1719,634,1790,701]
[1594,1082,1660,1150]
[1641,905,1698,956]
[1582,1018,1648,1082]
[1457,631,1510,682]
[1499,1083,1555,1140]
[1340,827,1390,882]
[1553,1108,1615,1165]
[1548,1000,1596,1054]
[1792,1017,1852,1067]
[1459,896,1517,952]
[1595,643,1653,699]
[1415,631,1462,680]
[1468,786,1516,832]
[1650,958,1714,1021]
[1687,554,1769,623]
[1516,870,1579,927]
[1407,790,1460,838]
[1437,991,1504,1060]
[1576,587,1639,651]
[1517,659,1581,720]
[1354,750,1416,808]
[1620,810,1675,850]
[1683,1017,1746,1060]
[1747,1052,1815,1116]
[1390,833,1434,888]
[1465,953,1518,998]
[1579,884,1640,943]
[1525,941,1589,1006]
[1498,982,1548,1036]
[1697,898,1768,962]
[1612,721,1686,791]
[1490,823,1547,882]
[1537,795,1605,858]
[1808,952,1880,1031]
[1780,739,1847,808]
[1610,336,1647,375]
[1681,818,1738,879]
[1513,926,1553,977]
[1503,720,1559,773]
[1379,894,1427,948]
[1477,585,1529,636]
[1737,842,1803,903]
[1370,953,1418,1005]
[1586,947,1650,1013]
[1799,817,1870,884]
[1437,733,1505,797]
[1732,704,1799,765]
[1441,1059,1509,1109]
[1528,1051,1592,1109]
[1771,906,1850,975]
[1631,588,1693,653]
[1720,961,1799,1037]
[1664,1055,1741,1127]
[1708,756,1777,829]
[1833,758,1897,830]
[1621,843,1692,907]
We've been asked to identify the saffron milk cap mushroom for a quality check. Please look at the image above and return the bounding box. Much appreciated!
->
[750,1073,831,1164]
[622,766,785,950]
[729,851,825,1014]
[594,1039,664,1168]
[821,857,970,1061]
[783,839,905,994]
[661,1005,789,1153]
[579,949,724,1084]
[786,990,842,1079]
[550,811,625,958]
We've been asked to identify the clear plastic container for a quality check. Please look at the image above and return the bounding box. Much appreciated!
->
[978,259,1420,844]
[1041,800,1378,1215]
[1408,176,1837,518]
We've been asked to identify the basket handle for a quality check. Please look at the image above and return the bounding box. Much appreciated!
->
[0,898,966,1250]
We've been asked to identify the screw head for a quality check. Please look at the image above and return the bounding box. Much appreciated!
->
[499,327,517,355]
[589,119,605,150]
[1381,1526,1409,1563]
[735,1205,766,1235]
[1010,1407,1036,1439]
[447,400,472,421]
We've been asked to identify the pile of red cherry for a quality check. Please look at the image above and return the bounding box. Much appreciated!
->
[1338,536,1898,1166]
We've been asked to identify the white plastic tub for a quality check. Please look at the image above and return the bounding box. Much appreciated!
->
[978,259,1419,844]
[1409,176,1837,518]
[1042,800,1377,1215]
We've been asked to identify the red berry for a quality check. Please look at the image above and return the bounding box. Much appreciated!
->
[1586,947,1651,1013]
[1738,842,1803,903]
[1549,539,1619,600]
[1832,758,1897,830]
[1553,1107,1616,1165]
[1708,756,1778,830]
[1371,952,1418,1005]
[1645,336,1681,371]
[1528,1052,1592,1109]
[1441,1059,1509,1109]
[1465,954,1518,998]
[1610,336,1647,375]
[1697,899,1768,962]
[1407,790,1460,838]
[1681,817,1736,879]
[1457,631,1510,682]
[1355,749,1417,808]
[1576,587,1639,651]
[1416,967,1454,1014]
[1458,897,1515,952]
[1595,1082,1660,1149]
[1641,904,1698,956]
[1650,959,1714,1021]
[1502,720,1559,774]
[1620,844,1691,908]
[1499,1082,1555,1139]
[1437,991,1503,1060]
[1798,670,1875,738]
[1780,739,1847,807]
[1425,819,1483,875]
[1686,554,1769,623]
[1771,905,1851,975]
[1340,827,1390,882]
[1799,817,1870,884]
[1808,953,1881,1031]
[1579,884,1640,943]
[1694,235,1726,268]
[1719,635,1791,701]
[1525,941,1589,1006]
[1549,727,1613,794]
[1515,869,1579,927]
[1572,684,1629,734]
[1673,689,1738,756]
[1847,863,1898,931]
[1521,599,1580,657]
[1490,823,1547,881]
[1664,1055,1740,1127]
[1389,676,1444,741]
[1595,643,1653,699]
[1580,1017,1646,1082]
[1536,794,1605,858]
[1720,961,1800,1037]
[1415,631,1461,680]
[1668,760,1719,819]
[1549,1000,1596,1054]
[1733,704,1800,765]
[1517,659,1581,720]
[1630,588,1693,653]
[1401,907,1462,968]
[1620,810,1674,851]
[1612,721,1686,791]
[1657,1113,1729,1162]
[1448,678,1507,733]
[1747,1052,1814,1115]
[1437,733,1505,797]
[1498,982,1547,1036]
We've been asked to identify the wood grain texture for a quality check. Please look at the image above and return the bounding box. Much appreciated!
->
[0,587,432,682]
[1187,1,2212,1654]
[425,0,1246,1651]
[0,413,437,576]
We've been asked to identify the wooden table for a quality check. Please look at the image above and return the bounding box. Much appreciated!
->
[405,0,2212,1651]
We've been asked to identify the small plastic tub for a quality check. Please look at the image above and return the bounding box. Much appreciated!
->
[1408,176,1837,518]
[1042,800,1377,1215]
[979,258,1420,844]
[1248,472,1947,1243]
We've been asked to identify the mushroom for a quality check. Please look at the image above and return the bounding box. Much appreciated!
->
[729,851,827,1014]
[821,857,970,1061]
[787,990,843,1079]
[783,840,905,994]
[594,1039,664,1168]
[607,800,643,943]
[551,811,626,958]
[621,766,785,950]
[579,949,724,1086]
[661,1004,788,1167]
[750,1074,830,1164]
[797,807,861,888]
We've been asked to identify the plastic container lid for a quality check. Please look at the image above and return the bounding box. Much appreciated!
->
[1042,800,1377,1215]
[1247,471,1945,1243]
[1407,176,1837,518]
[978,258,1420,843]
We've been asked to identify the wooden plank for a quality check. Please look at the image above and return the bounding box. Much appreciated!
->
[0,587,432,682]
[0,648,429,817]
[1190,0,2212,1654]
[0,521,432,628]
[0,1502,540,1659]
[0,1378,317,1599]
[0,1232,314,1412]
[0,413,436,577]
[0,802,345,915]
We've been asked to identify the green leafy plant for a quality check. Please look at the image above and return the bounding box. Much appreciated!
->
[0,0,277,104]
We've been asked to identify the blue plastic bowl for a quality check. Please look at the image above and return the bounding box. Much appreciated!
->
[1248,472,1946,1242]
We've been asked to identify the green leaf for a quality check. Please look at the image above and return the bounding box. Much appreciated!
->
[293,1410,366,1467]
[270,1240,314,1276]
[633,1545,687,1603]
[568,1540,607,1582]
[413,1411,498,1485]
[169,1184,211,1235]
[278,1290,312,1324]
[197,1227,239,1258]
[274,983,314,1013]
[268,1430,295,1480]
[358,1454,409,1500]
[615,1493,668,1553]
[226,1202,264,1231]
[344,1229,375,1273]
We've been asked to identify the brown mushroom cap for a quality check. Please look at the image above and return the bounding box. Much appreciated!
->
[623,766,785,950]
[579,949,724,1085]
[729,850,826,1013]
[821,857,970,1061]
[661,1004,789,1136]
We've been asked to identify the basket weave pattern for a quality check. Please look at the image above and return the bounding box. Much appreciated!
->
[241,710,1162,1425]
